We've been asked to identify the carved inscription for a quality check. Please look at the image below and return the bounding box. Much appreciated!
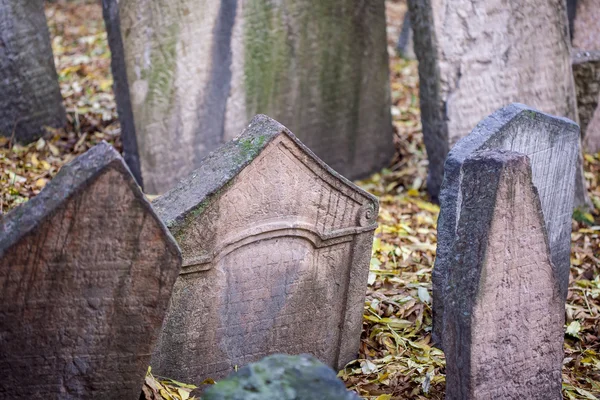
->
[0,143,181,398]
[151,115,377,384]
[444,150,563,400]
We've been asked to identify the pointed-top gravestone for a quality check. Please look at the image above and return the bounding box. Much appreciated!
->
[408,0,583,203]
[151,115,378,383]
[103,0,393,194]
[432,103,578,347]
[444,150,564,399]
[0,143,182,398]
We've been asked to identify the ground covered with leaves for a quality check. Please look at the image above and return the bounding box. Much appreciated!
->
[0,1,598,399]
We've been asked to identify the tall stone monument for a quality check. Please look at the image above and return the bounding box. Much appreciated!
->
[407,0,583,203]
[0,143,182,398]
[151,115,378,383]
[103,0,393,194]
[432,103,578,347]
[443,149,564,399]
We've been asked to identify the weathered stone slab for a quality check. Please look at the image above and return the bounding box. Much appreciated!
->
[202,354,360,400]
[408,0,580,201]
[0,143,182,398]
[0,0,66,143]
[151,115,378,383]
[571,0,600,51]
[573,51,600,153]
[103,0,393,194]
[443,149,564,400]
[397,11,415,60]
[432,103,578,347]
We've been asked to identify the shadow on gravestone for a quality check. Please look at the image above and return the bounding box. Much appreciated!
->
[102,0,393,194]
[431,103,578,348]
[443,150,563,400]
[150,115,378,384]
[202,354,360,400]
[407,0,587,206]
[0,142,182,398]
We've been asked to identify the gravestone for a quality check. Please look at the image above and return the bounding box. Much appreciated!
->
[570,0,600,51]
[443,149,564,400]
[432,103,578,347]
[151,115,378,383]
[0,142,182,398]
[0,0,66,143]
[408,0,581,202]
[573,51,600,153]
[397,11,415,60]
[103,0,393,194]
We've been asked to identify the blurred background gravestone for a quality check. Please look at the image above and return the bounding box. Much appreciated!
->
[151,115,378,384]
[0,0,66,143]
[443,150,564,400]
[432,103,579,347]
[103,0,394,194]
[568,0,600,154]
[0,143,182,398]
[407,0,587,205]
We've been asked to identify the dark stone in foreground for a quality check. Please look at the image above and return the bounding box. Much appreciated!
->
[202,354,360,400]
[444,150,563,399]
[432,103,578,347]
[0,143,182,398]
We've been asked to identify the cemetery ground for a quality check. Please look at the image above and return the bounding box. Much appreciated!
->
[0,1,598,399]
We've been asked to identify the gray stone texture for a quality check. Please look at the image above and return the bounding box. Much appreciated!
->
[0,143,182,398]
[432,103,578,347]
[104,0,393,194]
[443,149,564,400]
[573,52,600,154]
[408,0,580,201]
[151,115,378,383]
[202,354,360,400]
[0,0,66,143]
[397,11,415,60]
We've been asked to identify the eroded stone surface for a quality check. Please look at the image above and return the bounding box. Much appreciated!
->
[104,0,393,194]
[408,0,578,200]
[151,115,378,383]
[0,143,181,398]
[572,0,600,51]
[432,103,578,347]
[573,51,600,153]
[444,150,563,400]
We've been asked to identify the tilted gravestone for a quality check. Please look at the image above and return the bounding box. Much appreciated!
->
[103,0,393,194]
[443,149,564,400]
[573,51,600,153]
[0,143,182,398]
[432,103,578,347]
[407,0,584,203]
[0,0,66,143]
[150,115,378,383]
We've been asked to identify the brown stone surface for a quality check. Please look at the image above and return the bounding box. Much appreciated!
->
[104,0,393,194]
[409,0,579,201]
[572,0,600,51]
[0,143,182,398]
[151,115,378,383]
[444,150,564,400]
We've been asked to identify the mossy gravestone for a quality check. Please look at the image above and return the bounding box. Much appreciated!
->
[408,0,583,203]
[150,115,378,383]
[0,143,182,398]
[203,354,360,400]
[443,150,563,399]
[573,51,600,153]
[103,0,393,194]
[432,103,578,347]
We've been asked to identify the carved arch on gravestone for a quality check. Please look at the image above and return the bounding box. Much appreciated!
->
[151,115,378,383]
